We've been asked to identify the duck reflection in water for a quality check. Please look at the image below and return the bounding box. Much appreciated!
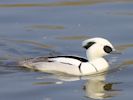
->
[36,72,122,100]
[83,75,121,99]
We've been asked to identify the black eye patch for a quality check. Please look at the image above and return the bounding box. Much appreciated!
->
[104,46,112,53]
[83,42,95,49]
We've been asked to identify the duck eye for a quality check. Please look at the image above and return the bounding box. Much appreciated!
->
[104,46,112,53]
[83,42,95,49]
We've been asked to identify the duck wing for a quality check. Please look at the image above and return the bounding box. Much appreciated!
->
[20,55,88,67]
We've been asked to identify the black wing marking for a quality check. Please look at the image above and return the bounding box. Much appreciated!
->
[25,55,88,63]
[48,56,88,62]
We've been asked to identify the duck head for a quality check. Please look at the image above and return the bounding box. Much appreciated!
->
[82,37,118,61]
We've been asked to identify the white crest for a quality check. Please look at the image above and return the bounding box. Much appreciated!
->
[82,37,115,61]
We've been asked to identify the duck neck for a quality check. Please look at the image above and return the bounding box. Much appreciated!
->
[86,52,101,62]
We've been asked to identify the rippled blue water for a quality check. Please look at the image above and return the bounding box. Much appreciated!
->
[0,0,133,100]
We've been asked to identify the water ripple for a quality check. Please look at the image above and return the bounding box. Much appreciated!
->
[56,35,90,40]
[30,24,65,30]
[0,0,133,8]
[115,44,133,51]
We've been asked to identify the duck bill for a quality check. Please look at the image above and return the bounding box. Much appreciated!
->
[110,50,122,55]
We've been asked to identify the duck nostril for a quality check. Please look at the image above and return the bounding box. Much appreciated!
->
[104,46,112,53]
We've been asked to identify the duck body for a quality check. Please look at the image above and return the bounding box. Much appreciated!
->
[20,37,118,76]
[20,55,109,76]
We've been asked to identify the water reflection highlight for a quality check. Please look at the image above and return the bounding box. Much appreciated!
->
[83,75,121,99]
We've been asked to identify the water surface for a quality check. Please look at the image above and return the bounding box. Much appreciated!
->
[0,0,133,100]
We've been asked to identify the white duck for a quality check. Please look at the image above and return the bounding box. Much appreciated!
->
[19,37,119,76]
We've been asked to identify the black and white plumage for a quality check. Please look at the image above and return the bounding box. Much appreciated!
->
[19,37,119,76]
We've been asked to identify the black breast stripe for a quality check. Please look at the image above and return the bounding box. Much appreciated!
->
[78,63,82,73]
[90,63,98,72]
